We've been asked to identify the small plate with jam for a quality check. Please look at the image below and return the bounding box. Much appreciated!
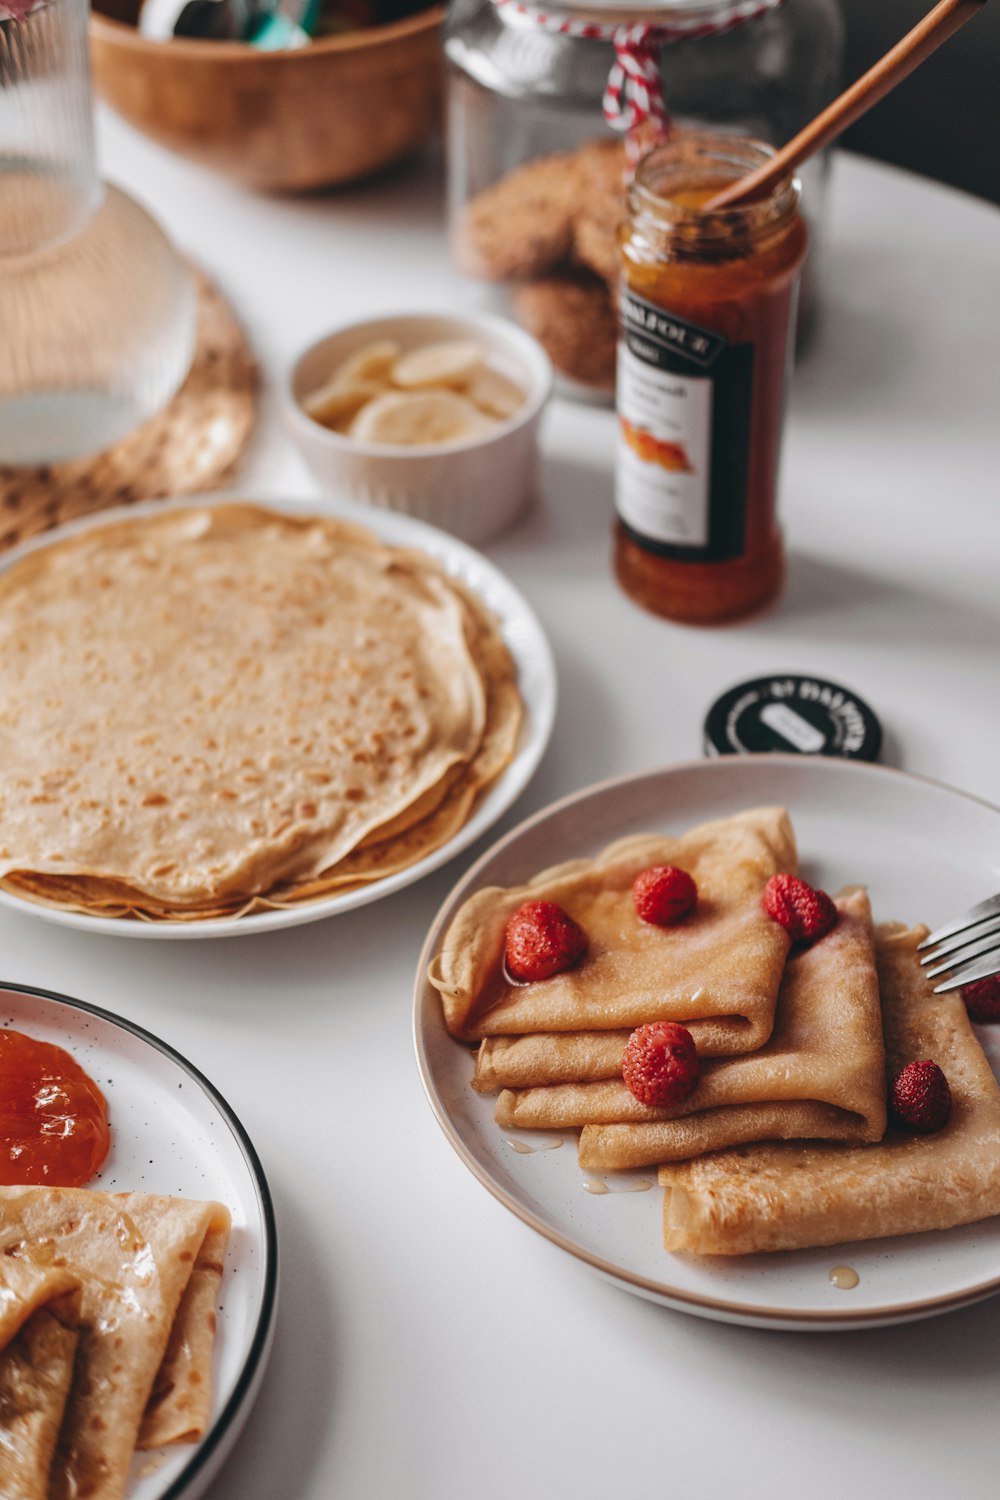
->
[0,980,277,1498]
[415,755,1000,1331]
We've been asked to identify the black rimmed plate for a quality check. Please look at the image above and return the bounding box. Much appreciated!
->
[0,981,278,1496]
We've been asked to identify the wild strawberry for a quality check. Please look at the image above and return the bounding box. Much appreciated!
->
[632,865,697,927]
[622,1021,699,1109]
[963,974,1000,1023]
[504,900,587,983]
[890,1059,952,1134]
[761,873,837,944]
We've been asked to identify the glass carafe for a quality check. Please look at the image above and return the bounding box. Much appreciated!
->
[0,0,195,464]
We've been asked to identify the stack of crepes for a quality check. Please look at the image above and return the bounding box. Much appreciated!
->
[431,805,1000,1255]
[0,503,522,922]
[0,1185,230,1499]
[659,925,1000,1255]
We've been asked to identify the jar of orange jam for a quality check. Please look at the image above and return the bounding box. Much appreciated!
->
[614,132,807,624]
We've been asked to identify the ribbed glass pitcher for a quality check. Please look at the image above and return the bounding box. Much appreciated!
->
[0,0,195,463]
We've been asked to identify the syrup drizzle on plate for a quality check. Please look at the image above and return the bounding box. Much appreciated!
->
[505,1137,564,1154]
[828,1264,860,1290]
[583,1175,653,1195]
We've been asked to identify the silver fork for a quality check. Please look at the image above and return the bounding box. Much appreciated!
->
[918,892,1000,992]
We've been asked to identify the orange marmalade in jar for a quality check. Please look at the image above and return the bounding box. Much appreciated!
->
[614,133,807,625]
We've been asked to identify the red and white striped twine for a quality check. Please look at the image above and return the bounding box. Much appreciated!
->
[493,0,785,168]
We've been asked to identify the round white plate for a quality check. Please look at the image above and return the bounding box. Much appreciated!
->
[0,495,556,939]
[415,756,1000,1332]
[0,980,277,1497]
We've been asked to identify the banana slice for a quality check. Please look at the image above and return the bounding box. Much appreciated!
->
[336,340,403,385]
[391,340,485,390]
[466,365,526,420]
[304,377,385,428]
[303,340,402,425]
[350,390,496,446]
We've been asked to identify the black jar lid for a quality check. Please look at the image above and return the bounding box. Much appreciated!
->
[704,675,882,762]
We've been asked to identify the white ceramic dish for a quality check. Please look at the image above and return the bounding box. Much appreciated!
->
[415,756,1000,1332]
[0,980,277,1498]
[283,311,553,546]
[0,494,556,940]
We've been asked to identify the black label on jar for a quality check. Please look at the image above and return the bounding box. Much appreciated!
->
[616,290,754,563]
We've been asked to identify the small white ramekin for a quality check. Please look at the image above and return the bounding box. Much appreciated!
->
[283,311,553,547]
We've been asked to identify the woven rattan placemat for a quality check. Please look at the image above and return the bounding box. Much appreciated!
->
[0,267,257,554]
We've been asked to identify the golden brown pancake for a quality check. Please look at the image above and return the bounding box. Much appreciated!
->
[430,807,796,1054]
[137,1215,229,1449]
[0,1186,229,1500]
[658,923,1000,1255]
[0,1310,80,1500]
[0,1261,82,1500]
[0,504,521,920]
[489,888,887,1167]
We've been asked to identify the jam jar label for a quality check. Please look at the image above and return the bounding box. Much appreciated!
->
[615,290,754,562]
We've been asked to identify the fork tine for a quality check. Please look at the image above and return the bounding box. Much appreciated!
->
[923,925,1000,978]
[920,912,1000,966]
[931,948,1000,993]
[918,891,1000,950]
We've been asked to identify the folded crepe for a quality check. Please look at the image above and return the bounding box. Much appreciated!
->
[137,1212,231,1450]
[0,1261,81,1500]
[0,1186,230,1500]
[430,807,797,1054]
[475,1030,632,1092]
[487,888,887,1166]
[658,922,1000,1255]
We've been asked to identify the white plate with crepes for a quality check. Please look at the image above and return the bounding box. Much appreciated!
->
[0,980,277,1496]
[414,756,1000,1332]
[0,496,555,938]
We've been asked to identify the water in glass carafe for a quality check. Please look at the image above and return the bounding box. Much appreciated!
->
[0,0,195,463]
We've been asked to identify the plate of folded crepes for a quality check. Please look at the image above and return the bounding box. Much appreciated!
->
[0,981,277,1497]
[415,756,1000,1330]
[0,496,554,935]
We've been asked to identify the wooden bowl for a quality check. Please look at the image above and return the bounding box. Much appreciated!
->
[89,0,445,192]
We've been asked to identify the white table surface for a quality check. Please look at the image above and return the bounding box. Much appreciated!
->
[7,112,1000,1499]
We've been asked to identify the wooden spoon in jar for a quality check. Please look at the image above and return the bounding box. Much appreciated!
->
[705,0,991,211]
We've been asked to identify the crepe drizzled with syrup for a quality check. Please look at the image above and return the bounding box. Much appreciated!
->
[0,1186,230,1499]
[658,924,1000,1255]
[486,887,887,1167]
[430,807,796,1054]
[436,811,1000,1259]
[0,503,521,921]
[0,1259,81,1499]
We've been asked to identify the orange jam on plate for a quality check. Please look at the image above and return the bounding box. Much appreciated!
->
[0,1030,110,1186]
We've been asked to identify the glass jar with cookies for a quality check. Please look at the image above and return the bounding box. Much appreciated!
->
[445,0,842,399]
